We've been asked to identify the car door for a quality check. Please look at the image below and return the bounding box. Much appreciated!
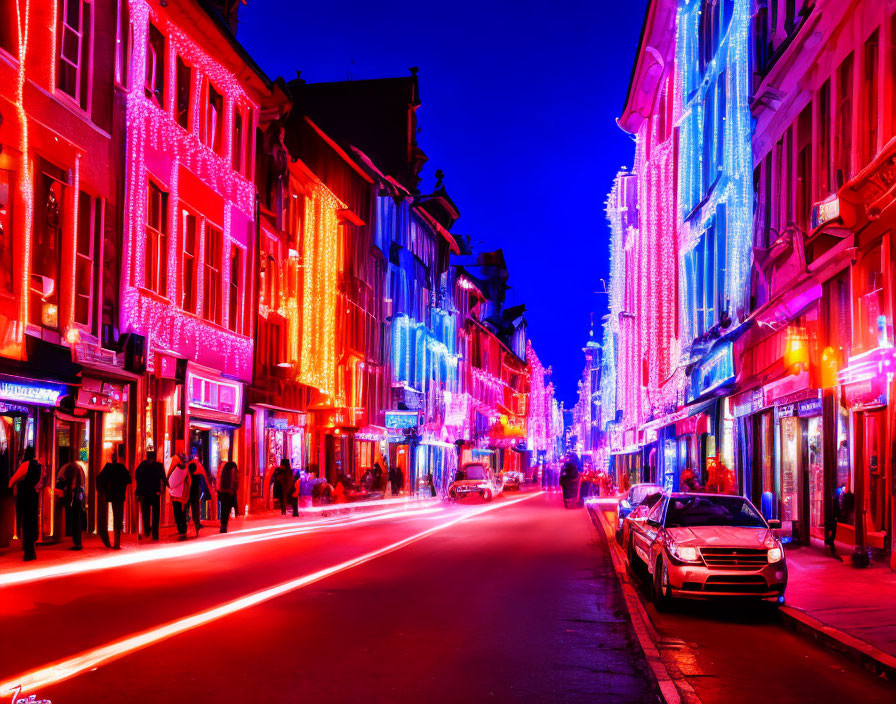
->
[634,497,666,568]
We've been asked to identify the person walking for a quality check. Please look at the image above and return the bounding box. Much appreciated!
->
[217,460,239,533]
[373,460,385,491]
[8,446,40,561]
[55,447,85,551]
[186,458,215,536]
[97,447,132,550]
[135,449,167,541]
[389,465,401,496]
[274,458,294,516]
[167,454,191,540]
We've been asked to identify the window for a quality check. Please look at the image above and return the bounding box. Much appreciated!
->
[203,226,222,325]
[75,192,99,328]
[57,0,92,110]
[181,209,198,312]
[0,170,12,294]
[232,107,243,172]
[701,82,716,195]
[204,83,224,155]
[175,56,191,130]
[698,0,720,77]
[715,71,726,176]
[796,105,812,232]
[862,31,879,167]
[817,81,831,198]
[0,0,18,56]
[31,169,66,329]
[145,182,168,296]
[145,23,164,107]
[228,244,243,333]
[114,0,130,87]
[834,53,854,187]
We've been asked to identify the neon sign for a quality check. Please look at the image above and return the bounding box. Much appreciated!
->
[385,411,418,429]
[0,380,65,407]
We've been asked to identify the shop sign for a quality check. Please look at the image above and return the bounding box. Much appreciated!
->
[842,377,887,410]
[0,401,30,415]
[688,342,735,401]
[762,371,810,407]
[73,342,119,367]
[0,379,65,407]
[266,417,289,430]
[732,388,763,417]
[797,397,823,417]
[385,411,419,429]
[776,404,796,420]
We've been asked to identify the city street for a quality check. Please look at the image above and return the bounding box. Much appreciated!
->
[1,493,893,703]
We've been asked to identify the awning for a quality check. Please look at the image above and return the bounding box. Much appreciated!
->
[638,398,714,436]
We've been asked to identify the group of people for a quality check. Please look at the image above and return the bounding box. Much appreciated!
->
[5,446,244,562]
[269,458,403,514]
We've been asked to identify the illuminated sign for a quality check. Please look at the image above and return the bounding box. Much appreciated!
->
[385,411,418,430]
[689,343,735,401]
[811,196,840,230]
[0,379,65,407]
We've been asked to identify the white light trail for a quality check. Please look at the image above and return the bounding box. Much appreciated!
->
[0,492,541,697]
[0,505,444,588]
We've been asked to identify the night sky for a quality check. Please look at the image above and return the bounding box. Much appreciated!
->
[238,0,649,407]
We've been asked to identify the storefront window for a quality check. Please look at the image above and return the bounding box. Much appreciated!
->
[854,245,888,352]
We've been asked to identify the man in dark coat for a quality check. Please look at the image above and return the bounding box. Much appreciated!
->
[97,446,132,549]
[55,447,85,550]
[134,449,167,540]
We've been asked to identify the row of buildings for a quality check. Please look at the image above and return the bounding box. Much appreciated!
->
[574,0,896,570]
[0,0,560,544]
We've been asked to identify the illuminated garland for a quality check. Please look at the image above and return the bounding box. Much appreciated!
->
[14,0,32,349]
[121,0,259,380]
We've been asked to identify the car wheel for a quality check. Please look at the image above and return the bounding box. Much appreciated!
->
[653,558,672,610]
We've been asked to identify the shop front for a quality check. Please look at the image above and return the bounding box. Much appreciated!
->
[386,410,419,494]
[353,427,387,487]
[0,375,68,544]
[416,438,458,497]
[250,405,307,507]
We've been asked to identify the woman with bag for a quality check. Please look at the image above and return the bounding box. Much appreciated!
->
[166,454,190,540]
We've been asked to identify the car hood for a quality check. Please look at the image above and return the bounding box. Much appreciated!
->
[666,526,773,547]
[450,479,489,487]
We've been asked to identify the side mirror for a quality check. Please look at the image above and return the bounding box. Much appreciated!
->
[767,519,782,530]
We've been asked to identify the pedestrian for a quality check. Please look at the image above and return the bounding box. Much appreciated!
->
[96,446,132,550]
[361,467,374,492]
[186,458,215,536]
[274,458,294,516]
[8,446,40,561]
[217,459,239,533]
[389,465,402,496]
[167,454,191,540]
[55,447,85,551]
[372,460,385,491]
[426,471,436,497]
[135,449,167,540]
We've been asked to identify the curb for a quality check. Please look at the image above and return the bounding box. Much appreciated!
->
[778,605,896,680]
[586,505,687,704]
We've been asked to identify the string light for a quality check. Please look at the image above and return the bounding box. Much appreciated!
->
[121,0,259,380]
[15,0,32,349]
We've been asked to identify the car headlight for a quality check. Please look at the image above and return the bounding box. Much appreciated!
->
[767,546,783,563]
[620,499,632,511]
[669,543,701,563]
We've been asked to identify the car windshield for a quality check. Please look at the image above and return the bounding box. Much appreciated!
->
[664,496,766,528]
[463,464,487,480]
[630,485,660,504]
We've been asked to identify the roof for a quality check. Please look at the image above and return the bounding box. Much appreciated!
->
[618,0,678,135]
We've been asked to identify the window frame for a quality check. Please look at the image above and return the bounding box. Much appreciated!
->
[144,22,165,108]
[74,191,101,331]
[57,0,94,111]
[0,168,13,295]
[180,206,199,314]
[203,224,223,326]
[228,241,246,334]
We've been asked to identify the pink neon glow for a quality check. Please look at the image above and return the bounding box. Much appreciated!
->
[0,493,542,697]
[0,504,443,588]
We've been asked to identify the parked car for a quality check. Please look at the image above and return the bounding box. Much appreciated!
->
[617,490,664,546]
[624,492,787,608]
[616,483,662,538]
[499,470,522,491]
[448,463,500,502]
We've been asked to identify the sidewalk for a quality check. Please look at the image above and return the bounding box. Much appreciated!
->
[0,494,432,574]
[780,541,896,677]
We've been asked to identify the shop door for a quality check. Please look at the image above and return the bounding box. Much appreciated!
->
[53,418,90,539]
[779,415,800,535]
[0,412,30,547]
[805,416,825,540]
[861,409,889,546]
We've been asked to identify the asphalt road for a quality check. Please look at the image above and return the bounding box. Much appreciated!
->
[605,511,896,704]
[0,493,656,704]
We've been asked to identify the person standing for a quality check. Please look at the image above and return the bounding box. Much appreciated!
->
[186,458,215,537]
[8,446,40,561]
[217,460,238,533]
[274,458,294,516]
[97,447,132,550]
[55,447,85,551]
[373,460,385,491]
[167,454,191,540]
[389,465,401,496]
[135,449,167,540]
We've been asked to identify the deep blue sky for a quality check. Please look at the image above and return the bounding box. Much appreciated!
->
[238,0,649,407]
